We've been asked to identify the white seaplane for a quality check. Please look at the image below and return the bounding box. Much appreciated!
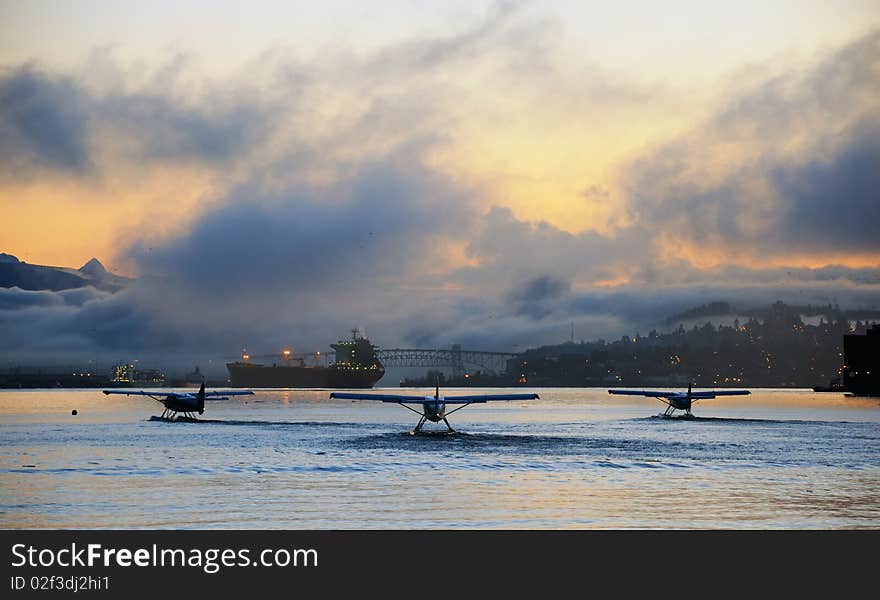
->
[102,382,254,420]
[330,382,538,433]
[608,384,750,417]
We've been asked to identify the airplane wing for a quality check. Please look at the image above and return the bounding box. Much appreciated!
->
[102,389,170,402]
[204,391,254,397]
[608,390,673,398]
[329,392,432,404]
[442,393,539,404]
[682,390,752,400]
[609,389,750,403]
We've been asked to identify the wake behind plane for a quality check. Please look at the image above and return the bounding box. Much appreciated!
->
[608,384,750,417]
[330,381,538,434]
[102,382,254,421]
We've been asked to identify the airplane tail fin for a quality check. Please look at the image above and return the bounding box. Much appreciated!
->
[687,382,692,399]
[197,382,205,414]
[435,375,440,401]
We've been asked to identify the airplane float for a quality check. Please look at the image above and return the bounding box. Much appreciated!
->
[102,383,254,421]
[608,384,750,417]
[330,382,539,433]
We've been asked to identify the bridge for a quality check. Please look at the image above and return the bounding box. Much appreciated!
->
[227,345,521,377]
[376,346,518,377]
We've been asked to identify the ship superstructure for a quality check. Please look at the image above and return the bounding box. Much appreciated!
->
[226,330,384,388]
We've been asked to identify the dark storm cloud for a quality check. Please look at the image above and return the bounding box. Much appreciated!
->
[453,205,654,293]
[509,275,571,318]
[770,121,880,254]
[0,64,277,182]
[711,29,879,137]
[628,120,880,257]
[624,30,880,259]
[99,89,271,164]
[128,154,475,296]
[0,67,91,176]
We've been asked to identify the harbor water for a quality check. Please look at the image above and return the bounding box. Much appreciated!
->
[1,388,878,528]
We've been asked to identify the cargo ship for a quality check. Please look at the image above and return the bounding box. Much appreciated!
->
[226,331,385,388]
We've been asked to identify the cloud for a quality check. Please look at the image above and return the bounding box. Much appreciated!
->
[128,151,476,293]
[0,62,281,185]
[0,0,663,190]
[508,275,571,318]
[97,88,273,165]
[770,122,880,254]
[450,205,656,302]
[622,30,880,264]
[1,18,879,373]
[50,148,478,363]
[3,206,880,372]
[0,286,66,310]
[0,285,142,362]
[0,67,91,177]
[370,0,529,72]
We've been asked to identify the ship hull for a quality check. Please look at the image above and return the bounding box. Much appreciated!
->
[226,363,383,388]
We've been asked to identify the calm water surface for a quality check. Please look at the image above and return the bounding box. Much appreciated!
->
[1,388,878,528]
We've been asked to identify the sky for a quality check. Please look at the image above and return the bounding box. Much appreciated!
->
[1,1,879,371]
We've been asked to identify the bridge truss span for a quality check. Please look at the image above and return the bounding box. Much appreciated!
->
[376,348,519,377]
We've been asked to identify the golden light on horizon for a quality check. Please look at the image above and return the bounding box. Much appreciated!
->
[0,162,222,273]
[0,1,877,292]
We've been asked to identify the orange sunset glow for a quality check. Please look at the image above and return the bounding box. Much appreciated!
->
[0,0,878,361]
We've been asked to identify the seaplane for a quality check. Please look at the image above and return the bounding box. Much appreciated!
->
[330,382,539,434]
[102,383,254,421]
[608,384,750,417]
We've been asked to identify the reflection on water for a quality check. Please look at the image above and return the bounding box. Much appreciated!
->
[1,388,878,528]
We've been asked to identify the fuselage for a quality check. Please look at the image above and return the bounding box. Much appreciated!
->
[668,394,692,411]
[163,394,203,414]
[423,400,446,422]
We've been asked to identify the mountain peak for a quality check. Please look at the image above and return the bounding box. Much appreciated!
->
[79,258,108,276]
